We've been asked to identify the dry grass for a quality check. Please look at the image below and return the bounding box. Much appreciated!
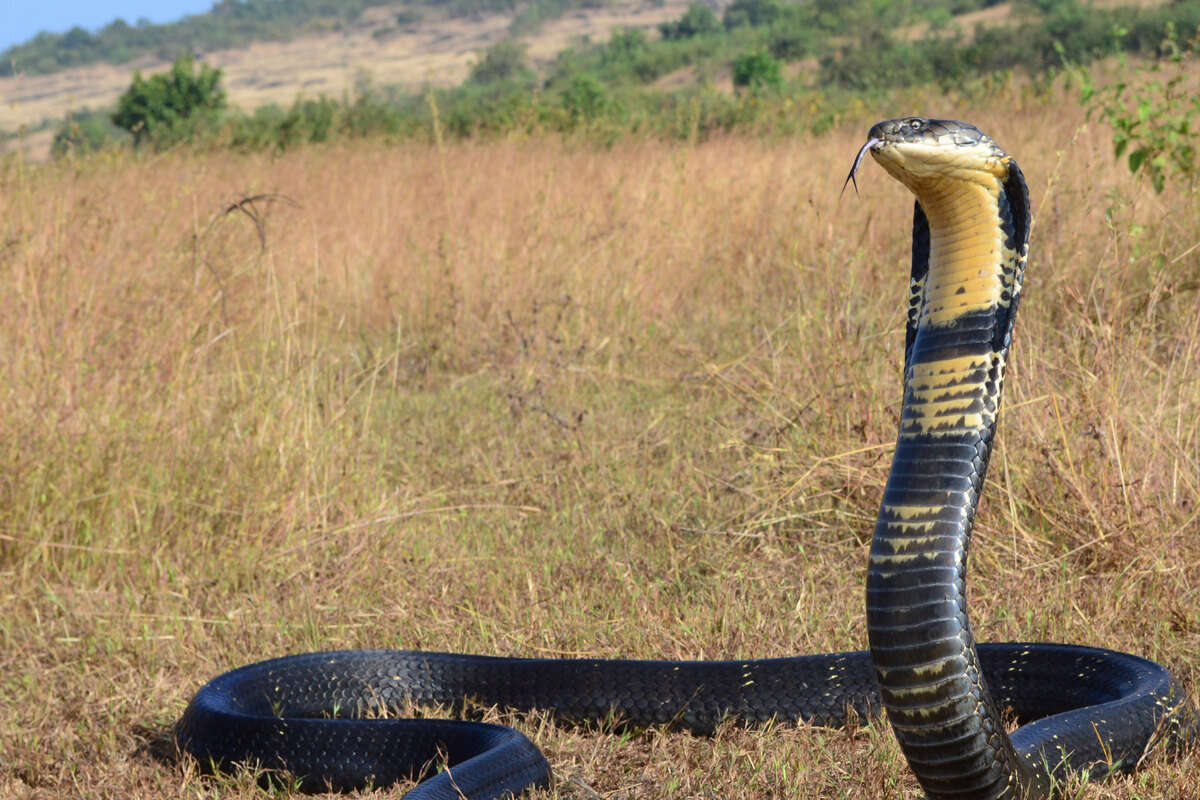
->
[0,87,1197,800]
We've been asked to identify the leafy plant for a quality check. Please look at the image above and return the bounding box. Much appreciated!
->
[468,39,535,86]
[111,55,226,147]
[51,109,128,157]
[602,28,650,68]
[723,0,783,29]
[767,18,817,60]
[559,72,613,125]
[1079,25,1200,193]
[731,49,782,93]
[659,3,721,40]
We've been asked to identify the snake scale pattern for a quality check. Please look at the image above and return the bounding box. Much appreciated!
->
[178,118,1198,800]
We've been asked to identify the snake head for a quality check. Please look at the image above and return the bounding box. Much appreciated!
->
[844,117,1013,196]
[867,116,990,147]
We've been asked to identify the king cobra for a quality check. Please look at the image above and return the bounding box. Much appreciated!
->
[178,118,1197,799]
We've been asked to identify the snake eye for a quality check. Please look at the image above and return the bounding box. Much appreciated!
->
[909,119,924,131]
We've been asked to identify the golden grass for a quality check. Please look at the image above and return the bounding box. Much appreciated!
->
[0,88,1197,799]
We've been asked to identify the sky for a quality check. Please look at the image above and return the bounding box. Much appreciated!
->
[1,0,213,52]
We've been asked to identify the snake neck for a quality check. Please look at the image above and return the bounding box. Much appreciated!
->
[866,167,1034,800]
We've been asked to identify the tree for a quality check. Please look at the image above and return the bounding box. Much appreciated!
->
[111,55,226,146]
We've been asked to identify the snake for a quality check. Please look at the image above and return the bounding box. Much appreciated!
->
[177,117,1197,800]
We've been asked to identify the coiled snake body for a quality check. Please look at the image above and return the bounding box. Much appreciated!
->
[178,118,1197,799]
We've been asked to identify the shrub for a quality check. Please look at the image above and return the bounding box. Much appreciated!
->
[723,0,783,29]
[659,3,721,40]
[111,55,226,147]
[603,28,650,65]
[732,49,782,92]
[560,72,613,124]
[767,18,817,60]
[468,40,535,85]
[51,109,128,157]
[1080,26,1200,193]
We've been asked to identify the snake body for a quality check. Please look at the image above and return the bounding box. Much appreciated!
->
[178,118,1197,799]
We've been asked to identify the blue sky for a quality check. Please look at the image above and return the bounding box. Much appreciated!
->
[1,1,213,52]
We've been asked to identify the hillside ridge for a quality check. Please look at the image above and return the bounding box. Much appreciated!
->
[1,0,692,157]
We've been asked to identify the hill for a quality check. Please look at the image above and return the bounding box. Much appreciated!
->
[0,0,535,77]
[3,0,1198,161]
[0,0,693,159]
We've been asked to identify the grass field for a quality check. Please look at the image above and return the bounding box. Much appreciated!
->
[1,88,1198,799]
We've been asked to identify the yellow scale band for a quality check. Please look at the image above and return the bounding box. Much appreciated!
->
[873,151,1019,558]
[919,179,1005,325]
[895,170,1015,438]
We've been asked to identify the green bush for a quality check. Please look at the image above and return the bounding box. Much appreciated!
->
[468,40,536,85]
[732,49,782,92]
[439,83,544,136]
[111,55,226,147]
[603,28,650,67]
[227,104,289,150]
[723,0,783,29]
[559,72,614,124]
[51,109,128,157]
[766,17,817,60]
[1081,26,1200,193]
[659,3,721,40]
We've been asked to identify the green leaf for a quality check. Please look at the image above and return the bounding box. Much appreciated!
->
[1127,147,1151,174]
